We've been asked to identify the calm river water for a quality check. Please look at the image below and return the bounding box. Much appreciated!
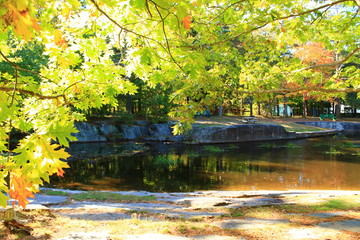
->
[48,133,360,192]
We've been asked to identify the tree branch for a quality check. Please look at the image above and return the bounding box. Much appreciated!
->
[152,2,186,74]
[0,86,66,101]
[292,46,360,72]
[0,50,52,81]
[206,0,353,47]
[89,0,157,42]
[207,0,248,24]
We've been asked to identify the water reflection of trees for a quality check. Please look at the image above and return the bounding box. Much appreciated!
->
[49,136,360,192]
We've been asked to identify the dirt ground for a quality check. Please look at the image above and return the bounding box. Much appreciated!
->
[1,190,359,240]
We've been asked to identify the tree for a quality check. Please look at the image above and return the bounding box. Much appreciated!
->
[0,0,359,208]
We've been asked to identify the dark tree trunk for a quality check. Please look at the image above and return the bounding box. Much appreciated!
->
[334,99,341,118]
[284,96,288,117]
[303,99,308,117]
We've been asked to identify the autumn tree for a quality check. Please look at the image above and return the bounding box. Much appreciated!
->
[0,0,359,208]
[290,42,337,116]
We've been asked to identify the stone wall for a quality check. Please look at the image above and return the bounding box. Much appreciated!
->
[184,124,297,144]
[72,121,301,144]
[73,121,183,143]
[72,121,348,144]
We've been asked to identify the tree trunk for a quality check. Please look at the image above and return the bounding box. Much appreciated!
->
[284,96,288,117]
[218,104,223,116]
[250,101,253,116]
[302,99,308,117]
[334,99,341,118]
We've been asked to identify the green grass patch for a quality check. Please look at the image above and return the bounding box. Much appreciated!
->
[71,191,157,202]
[315,199,359,211]
[279,123,327,133]
[39,190,70,196]
[228,198,360,218]
[278,199,360,213]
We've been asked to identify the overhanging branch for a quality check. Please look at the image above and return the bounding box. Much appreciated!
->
[206,0,353,47]
[0,86,66,101]
[89,0,157,42]
[151,1,186,74]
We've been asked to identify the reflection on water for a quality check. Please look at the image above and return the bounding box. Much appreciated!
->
[48,133,360,192]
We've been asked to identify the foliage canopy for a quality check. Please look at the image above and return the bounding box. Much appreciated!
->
[0,0,359,207]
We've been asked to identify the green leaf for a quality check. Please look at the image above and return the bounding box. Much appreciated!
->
[130,0,146,9]
[47,121,78,147]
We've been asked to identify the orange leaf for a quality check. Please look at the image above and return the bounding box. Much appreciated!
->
[1,4,40,40]
[54,30,68,48]
[56,168,65,177]
[182,15,192,29]
[9,174,34,209]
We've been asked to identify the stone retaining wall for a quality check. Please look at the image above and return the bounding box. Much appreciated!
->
[72,121,339,144]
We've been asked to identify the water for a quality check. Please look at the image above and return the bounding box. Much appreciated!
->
[48,133,360,192]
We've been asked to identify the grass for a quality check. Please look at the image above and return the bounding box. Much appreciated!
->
[40,190,70,196]
[228,198,360,219]
[194,116,330,133]
[39,190,157,203]
[71,191,157,202]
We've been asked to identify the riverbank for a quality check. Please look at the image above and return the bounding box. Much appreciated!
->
[72,116,348,144]
[1,189,359,239]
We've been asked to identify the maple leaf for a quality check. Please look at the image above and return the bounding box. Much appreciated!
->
[56,168,65,177]
[1,3,40,40]
[9,174,34,209]
[182,15,192,29]
[47,120,78,147]
[0,171,9,208]
[54,29,68,48]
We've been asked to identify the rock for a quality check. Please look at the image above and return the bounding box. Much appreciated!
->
[174,197,232,208]
[123,233,189,240]
[192,236,246,240]
[317,220,360,233]
[55,231,111,240]
[309,211,349,218]
[30,194,69,205]
[213,218,290,229]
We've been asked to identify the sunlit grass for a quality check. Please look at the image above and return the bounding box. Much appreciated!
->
[227,198,360,218]
[39,190,157,202]
[194,116,328,133]
[71,191,157,202]
[40,190,70,196]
